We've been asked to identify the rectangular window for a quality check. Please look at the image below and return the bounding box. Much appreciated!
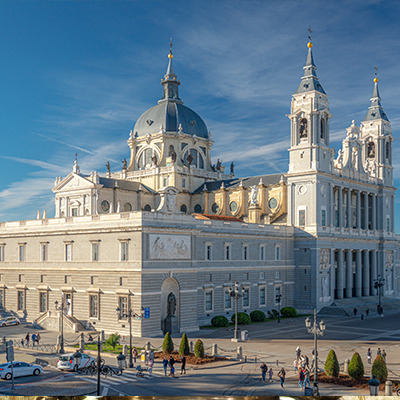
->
[18,245,25,262]
[0,246,4,262]
[259,271,265,280]
[39,292,47,313]
[260,245,265,261]
[205,290,213,311]
[64,275,68,284]
[205,243,212,261]
[299,209,306,226]
[321,209,326,227]
[17,290,24,311]
[92,242,99,261]
[163,177,168,186]
[65,244,72,262]
[259,287,266,306]
[243,287,249,308]
[40,244,47,262]
[387,216,390,232]
[228,272,232,281]
[89,295,98,318]
[243,245,248,261]
[275,271,280,279]
[40,275,45,283]
[71,208,78,217]
[118,296,128,319]
[18,274,23,282]
[0,289,4,309]
[275,245,281,261]
[120,242,128,261]
[224,288,232,309]
[225,244,231,261]
[182,179,186,188]
[335,210,339,227]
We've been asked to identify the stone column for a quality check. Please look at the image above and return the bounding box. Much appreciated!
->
[338,188,343,228]
[330,184,334,227]
[355,250,362,297]
[345,250,353,298]
[336,250,344,299]
[356,191,361,229]
[364,192,369,230]
[372,194,377,230]
[347,189,352,228]
[363,250,370,296]
[370,250,377,295]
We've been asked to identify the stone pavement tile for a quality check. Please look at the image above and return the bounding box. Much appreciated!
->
[0,381,96,396]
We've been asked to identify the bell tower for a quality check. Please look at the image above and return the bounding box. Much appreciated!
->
[288,38,332,174]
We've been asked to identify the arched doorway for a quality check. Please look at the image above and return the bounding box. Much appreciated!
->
[161,278,180,334]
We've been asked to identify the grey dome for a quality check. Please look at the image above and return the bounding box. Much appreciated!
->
[133,101,209,139]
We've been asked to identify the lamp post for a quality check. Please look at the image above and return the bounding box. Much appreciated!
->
[305,308,325,396]
[54,295,65,354]
[116,306,141,368]
[229,281,244,342]
[275,291,282,323]
[374,275,385,315]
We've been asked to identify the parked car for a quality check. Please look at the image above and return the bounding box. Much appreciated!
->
[0,316,20,327]
[0,362,42,379]
[57,353,95,371]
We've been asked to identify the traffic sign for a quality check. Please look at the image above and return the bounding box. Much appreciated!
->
[6,341,14,362]
[144,307,150,319]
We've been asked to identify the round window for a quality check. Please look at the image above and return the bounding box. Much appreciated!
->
[194,204,202,213]
[124,203,132,212]
[101,200,110,212]
[229,201,238,213]
[268,198,278,209]
[211,203,220,214]
[180,204,188,214]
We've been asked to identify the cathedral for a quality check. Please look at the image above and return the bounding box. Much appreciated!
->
[0,39,398,337]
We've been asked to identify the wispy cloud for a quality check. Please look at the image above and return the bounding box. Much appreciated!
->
[0,155,61,171]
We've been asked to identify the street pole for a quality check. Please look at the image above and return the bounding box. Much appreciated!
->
[128,310,133,368]
[313,308,318,394]
[234,292,238,340]
[60,294,64,354]
[97,335,101,396]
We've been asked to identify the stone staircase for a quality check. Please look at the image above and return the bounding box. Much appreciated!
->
[34,311,87,333]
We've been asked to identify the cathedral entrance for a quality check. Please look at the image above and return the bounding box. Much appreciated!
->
[161,278,180,334]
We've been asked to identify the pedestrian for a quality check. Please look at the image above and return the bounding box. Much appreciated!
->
[296,346,301,360]
[382,349,387,363]
[180,355,186,375]
[366,309,369,316]
[298,367,305,389]
[20,338,24,347]
[278,367,286,388]
[25,332,30,346]
[304,368,310,387]
[353,307,358,317]
[163,356,169,376]
[169,356,175,376]
[88,334,93,342]
[377,347,381,356]
[293,358,298,373]
[32,332,37,347]
[133,347,138,364]
[367,348,372,364]
[147,358,153,376]
[260,362,268,382]
[36,333,41,345]
[268,367,273,381]
[304,355,309,369]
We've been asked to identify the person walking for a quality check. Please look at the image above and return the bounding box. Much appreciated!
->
[163,356,169,376]
[36,332,41,345]
[382,349,387,363]
[268,367,273,381]
[293,358,298,373]
[296,346,301,360]
[377,348,382,356]
[133,347,138,364]
[260,362,268,382]
[31,333,37,347]
[169,356,175,377]
[147,358,153,377]
[25,332,30,346]
[353,307,358,317]
[304,354,309,369]
[304,368,310,388]
[180,355,186,375]
[278,367,286,388]
[367,348,372,364]
[298,367,305,390]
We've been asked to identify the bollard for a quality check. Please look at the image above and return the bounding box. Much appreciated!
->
[237,346,243,360]
[212,343,218,356]
[244,355,247,363]
[276,359,279,367]
[385,380,393,396]
[123,344,128,356]
[79,332,85,351]
[343,359,350,374]
[190,341,194,353]
[255,356,257,363]
[145,341,151,351]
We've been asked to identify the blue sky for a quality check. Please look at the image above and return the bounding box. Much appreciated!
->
[1,0,400,229]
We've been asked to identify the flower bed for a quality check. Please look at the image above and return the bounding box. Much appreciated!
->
[154,350,227,365]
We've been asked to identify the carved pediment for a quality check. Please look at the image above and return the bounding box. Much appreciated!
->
[53,173,99,193]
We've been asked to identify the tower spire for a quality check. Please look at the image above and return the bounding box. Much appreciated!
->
[295,30,325,95]
[159,38,182,104]
[363,66,389,122]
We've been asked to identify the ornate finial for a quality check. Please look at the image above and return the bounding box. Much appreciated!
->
[168,38,173,59]
[307,26,313,48]
[75,152,78,162]
[374,65,378,83]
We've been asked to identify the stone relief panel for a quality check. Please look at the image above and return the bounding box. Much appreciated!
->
[320,249,331,270]
[149,234,191,259]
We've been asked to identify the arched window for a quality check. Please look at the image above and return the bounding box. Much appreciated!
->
[138,148,153,169]
[367,142,375,158]
[321,118,325,140]
[168,145,175,156]
[182,148,204,169]
[180,204,187,214]
[299,118,308,139]
[386,142,390,160]
[143,204,151,211]
[194,204,202,213]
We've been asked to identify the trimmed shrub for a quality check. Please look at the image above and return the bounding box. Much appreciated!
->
[105,333,120,349]
[194,339,205,358]
[231,312,251,325]
[211,315,229,327]
[250,310,266,322]
[179,332,190,356]
[267,309,280,319]
[348,352,364,380]
[280,306,297,318]
[325,349,340,377]
[372,355,388,382]
[162,332,174,354]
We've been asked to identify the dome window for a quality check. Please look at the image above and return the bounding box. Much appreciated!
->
[180,204,188,214]
[143,204,151,212]
[194,204,202,213]
[124,203,132,212]
[183,148,204,169]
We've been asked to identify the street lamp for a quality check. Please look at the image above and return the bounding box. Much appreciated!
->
[275,291,282,323]
[368,375,380,396]
[305,308,325,396]
[374,275,385,315]
[54,296,65,354]
[229,281,244,342]
[116,306,141,368]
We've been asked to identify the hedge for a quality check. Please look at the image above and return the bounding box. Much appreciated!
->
[179,332,190,356]
[250,310,266,322]
[280,306,297,318]
[194,339,205,358]
[162,331,174,354]
[231,312,251,325]
[372,355,388,382]
[325,349,340,377]
[348,352,364,380]
[211,315,229,327]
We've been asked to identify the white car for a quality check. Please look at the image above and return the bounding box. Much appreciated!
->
[0,362,42,379]
[57,353,95,371]
[0,316,20,327]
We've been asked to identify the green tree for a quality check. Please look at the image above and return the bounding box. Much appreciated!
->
[194,339,205,358]
[162,331,174,354]
[325,349,340,377]
[179,332,190,356]
[372,355,388,382]
[105,333,120,349]
[348,352,364,380]
[211,315,229,327]
[231,312,251,325]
